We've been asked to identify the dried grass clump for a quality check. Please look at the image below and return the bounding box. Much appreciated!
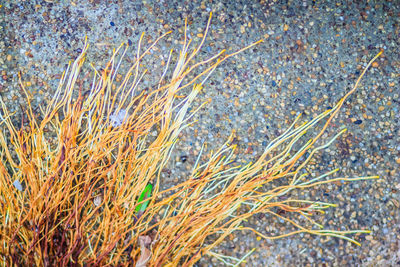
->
[0,14,381,266]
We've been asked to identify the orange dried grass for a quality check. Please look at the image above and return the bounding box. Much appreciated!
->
[0,14,381,266]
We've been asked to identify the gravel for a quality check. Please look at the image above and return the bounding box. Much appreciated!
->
[1,1,399,266]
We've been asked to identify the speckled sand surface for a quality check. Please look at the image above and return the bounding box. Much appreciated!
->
[1,1,399,266]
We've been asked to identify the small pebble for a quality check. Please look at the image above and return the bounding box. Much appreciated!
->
[283,24,289,31]
[13,179,23,191]
[180,155,188,163]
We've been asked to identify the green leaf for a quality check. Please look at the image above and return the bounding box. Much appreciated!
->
[135,184,153,213]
